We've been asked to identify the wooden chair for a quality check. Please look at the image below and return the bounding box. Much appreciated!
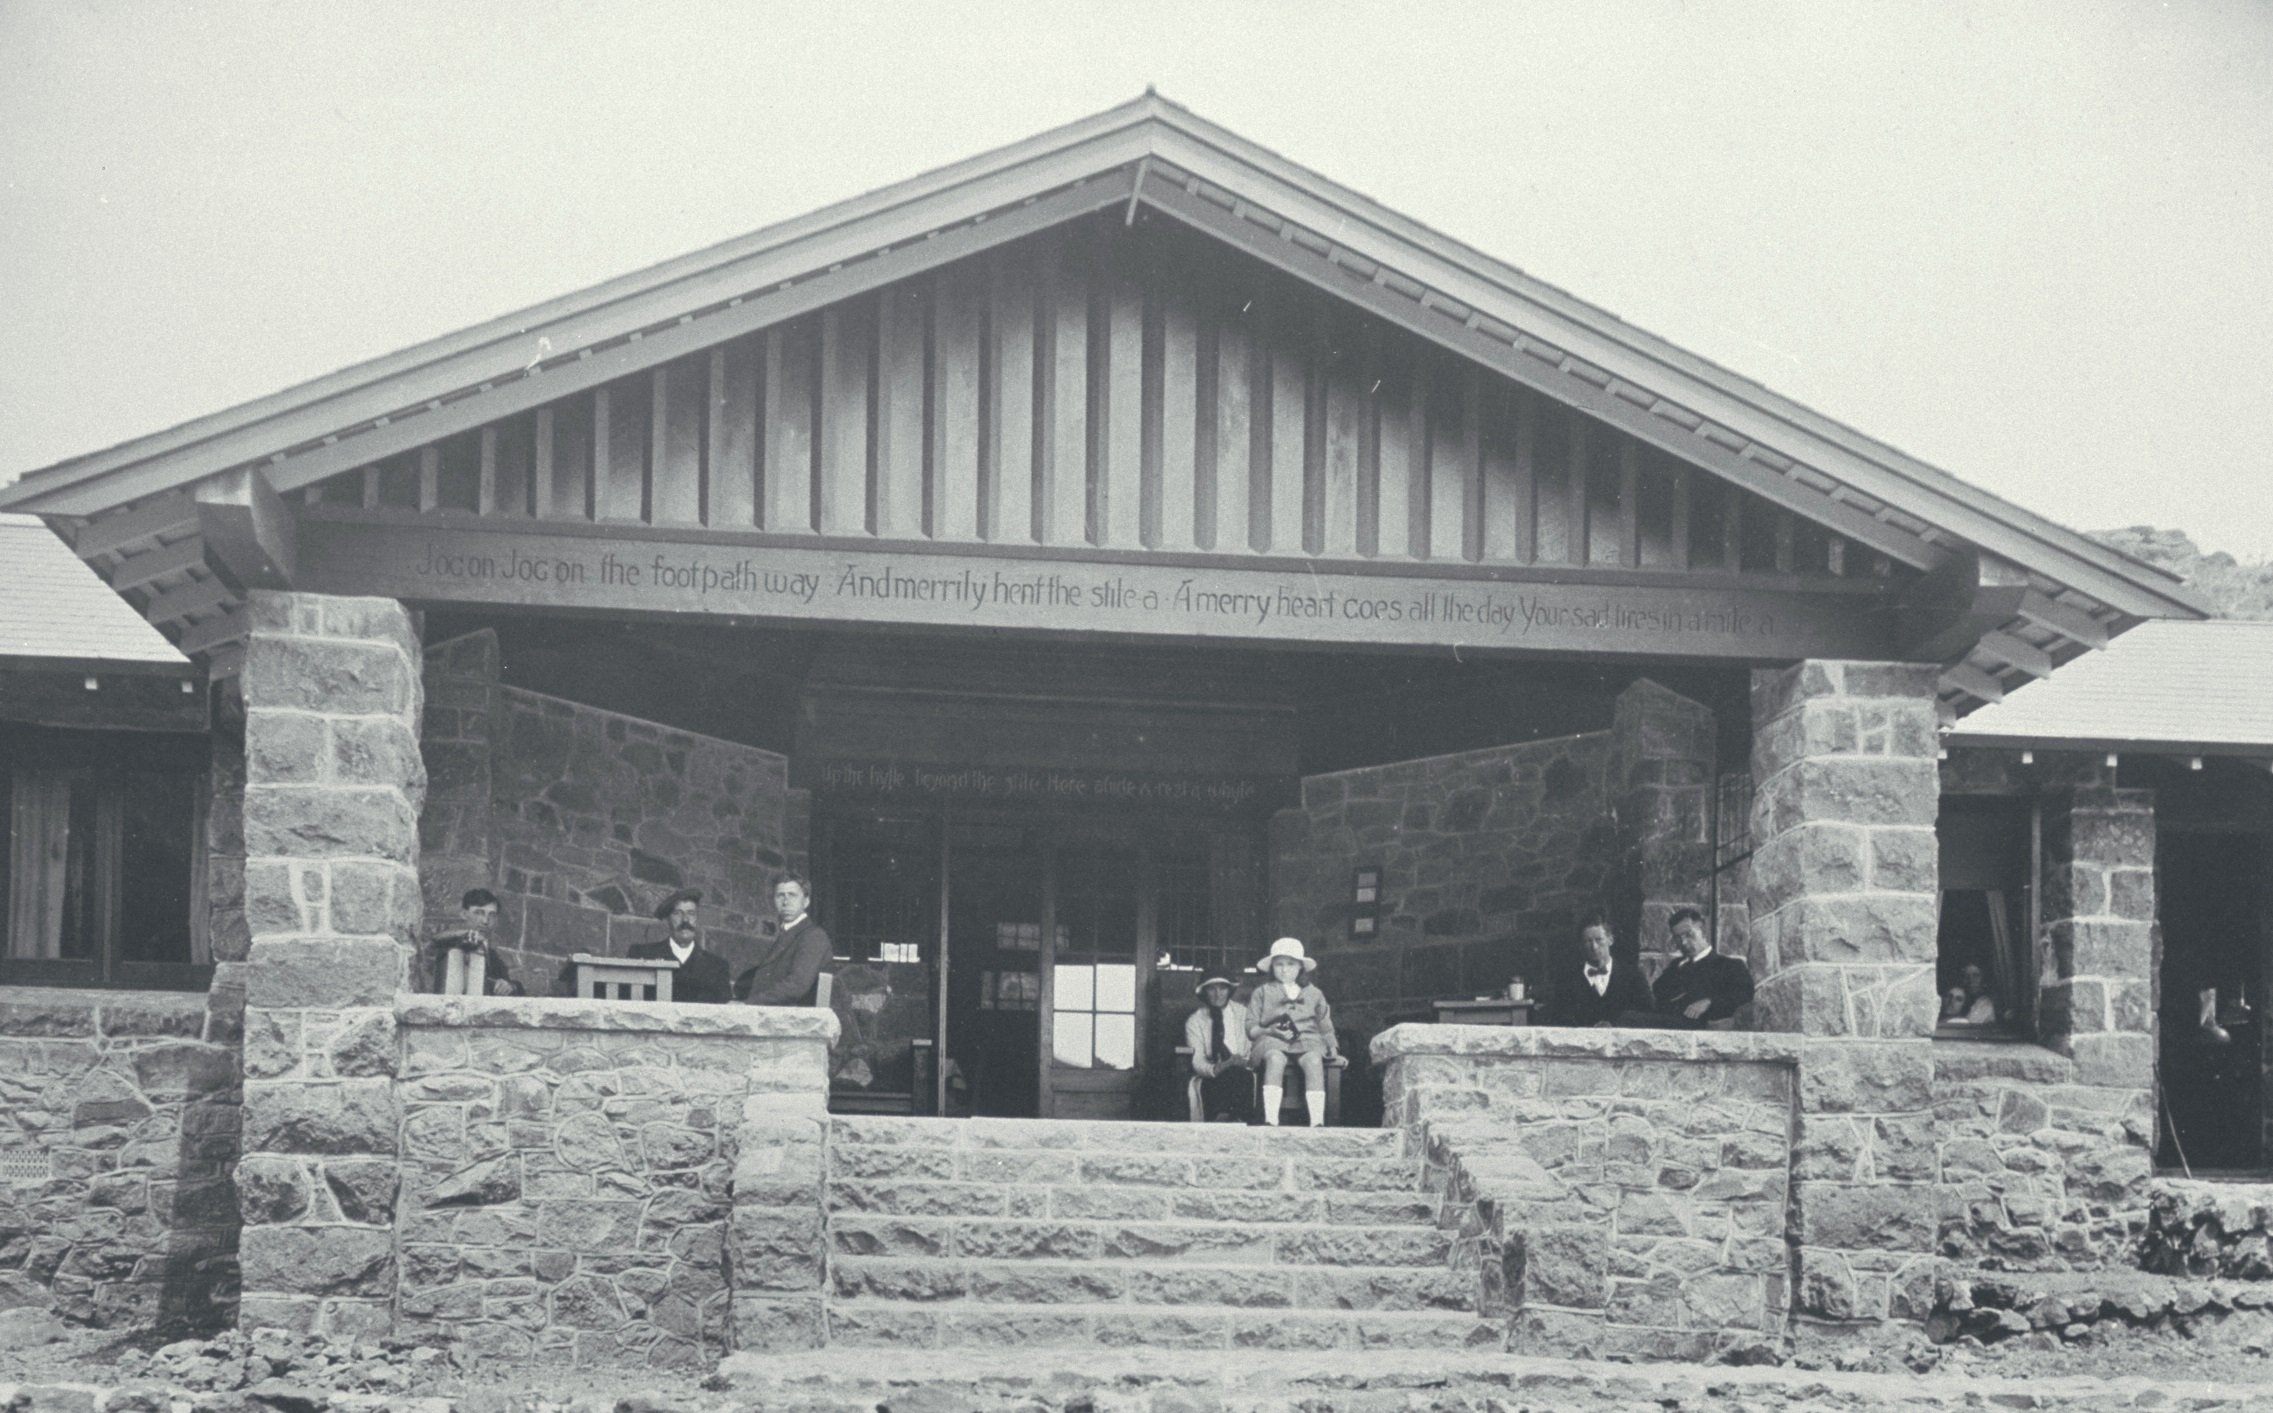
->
[570,953,677,1002]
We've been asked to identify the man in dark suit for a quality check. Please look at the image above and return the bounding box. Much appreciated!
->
[737,874,833,1007]
[628,888,734,1004]
[1552,916,1652,1027]
[1650,907,1754,1028]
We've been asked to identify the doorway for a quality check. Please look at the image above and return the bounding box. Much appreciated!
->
[2157,829,2268,1173]
[821,808,1251,1121]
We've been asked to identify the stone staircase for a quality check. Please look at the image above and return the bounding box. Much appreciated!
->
[821,1116,1503,1350]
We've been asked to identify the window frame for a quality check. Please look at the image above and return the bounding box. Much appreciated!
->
[1932,794,2040,1044]
[0,727,213,993]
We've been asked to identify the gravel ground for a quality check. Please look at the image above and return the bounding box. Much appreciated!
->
[4,1320,2272,1413]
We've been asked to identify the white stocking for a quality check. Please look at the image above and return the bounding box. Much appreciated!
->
[1261,1084,1283,1125]
[1305,1089,1327,1127]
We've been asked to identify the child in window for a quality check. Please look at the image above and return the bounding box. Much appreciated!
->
[1246,937,1338,1126]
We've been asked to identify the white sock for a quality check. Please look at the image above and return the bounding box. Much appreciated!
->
[1306,1089,1327,1127]
[1261,1084,1283,1125]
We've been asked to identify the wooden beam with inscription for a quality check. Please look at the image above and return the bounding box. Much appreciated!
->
[295,512,1896,663]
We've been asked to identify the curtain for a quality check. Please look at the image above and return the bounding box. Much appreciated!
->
[8,770,73,959]
[1982,888,2017,1021]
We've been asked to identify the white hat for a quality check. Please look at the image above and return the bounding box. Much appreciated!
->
[1255,937,1317,976]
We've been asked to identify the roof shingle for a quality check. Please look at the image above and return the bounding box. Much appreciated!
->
[0,514,190,668]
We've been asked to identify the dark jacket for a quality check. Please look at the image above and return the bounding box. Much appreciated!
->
[1650,950,1755,1026]
[1552,956,1653,1027]
[626,939,734,1005]
[737,917,833,1007]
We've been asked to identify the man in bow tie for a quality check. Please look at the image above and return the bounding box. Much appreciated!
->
[1552,916,1652,1027]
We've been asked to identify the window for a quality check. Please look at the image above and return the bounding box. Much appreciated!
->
[1049,848,1139,1070]
[1,731,209,990]
[824,814,937,963]
[1935,798,2034,1038]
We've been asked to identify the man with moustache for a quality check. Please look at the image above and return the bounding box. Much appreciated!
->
[628,888,735,1005]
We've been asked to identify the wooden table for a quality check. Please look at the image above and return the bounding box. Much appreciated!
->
[1432,997,1534,1027]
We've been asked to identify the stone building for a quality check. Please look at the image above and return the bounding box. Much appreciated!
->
[0,97,2257,1366]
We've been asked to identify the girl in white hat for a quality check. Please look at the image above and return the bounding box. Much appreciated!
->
[1245,937,1339,1126]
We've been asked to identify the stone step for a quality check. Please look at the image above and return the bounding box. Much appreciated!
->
[828,1114,1407,1160]
[832,1185,1435,1228]
[831,1255,1473,1311]
[824,1300,1504,1350]
[829,1217,1453,1266]
[825,1157,1422,1220]
[828,1151,1420,1203]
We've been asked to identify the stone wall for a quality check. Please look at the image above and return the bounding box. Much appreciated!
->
[1748,660,1943,1349]
[1269,732,1617,1040]
[235,592,426,1337]
[390,996,836,1366]
[419,634,800,994]
[1374,1024,1799,1361]
[1932,751,2156,1274]
[0,988,241,1330]
[1609,680,1730,980]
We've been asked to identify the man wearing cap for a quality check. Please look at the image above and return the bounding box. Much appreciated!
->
[628,888,735,1005]
[736,874,834,1008]
[1183,976,1253,1123]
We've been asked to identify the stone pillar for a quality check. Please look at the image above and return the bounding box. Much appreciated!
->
[2038,783,2156,1090]
[234,593,425,1336]
[1749,661,1941,1347]
[1610,678,1720,979]
[726,1017,837,1352]
[417,629,500,932]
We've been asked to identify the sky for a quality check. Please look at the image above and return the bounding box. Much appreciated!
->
[3,0,2270,557]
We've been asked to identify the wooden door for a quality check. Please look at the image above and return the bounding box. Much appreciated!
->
[1039,845,1154,1120]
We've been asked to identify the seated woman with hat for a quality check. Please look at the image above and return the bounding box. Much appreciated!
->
[1246,937,1339,1127]
[1184,976,1253,1123]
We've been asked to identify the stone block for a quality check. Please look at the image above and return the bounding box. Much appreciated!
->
[130,1041,235,1098]
[244,635,414,718]
[327,861,421,941]
[322,1158,400,1224]
[1750,700,1857,781]
[1517,1224,1606,1309]
[244,938,405,1008]
[237,1225,394,1296]
[242,1078,396,1155]
[326,1009,397,1078]
[245,785,419,863]
[329,717,426,788]
[245,710,328,784]
[0,993,97,1037]
[1768,893,1938,967]
[1749,825,1868,913]
[1792,1246,1859,1319]
[1867,826,1938,893]
[2067,1032,2154,1089]
[734,1295,824,1352]
[1799,1038,1931,1113]
[234,1155,313,1225]
[2046,918,2153,982]
[1760,758,1940,833]
[1796,1182,1934,1250]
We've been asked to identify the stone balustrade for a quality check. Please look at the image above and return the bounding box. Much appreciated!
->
[1374,1024,1800,1361]
[389,995,836,1368]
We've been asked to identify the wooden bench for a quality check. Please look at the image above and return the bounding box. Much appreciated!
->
[1176,1045,1345,1125]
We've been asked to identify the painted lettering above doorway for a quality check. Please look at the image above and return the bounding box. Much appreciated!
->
[300,517,1893,662]
[808,758,1291,813]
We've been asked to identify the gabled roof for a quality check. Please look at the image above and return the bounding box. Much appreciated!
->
[0,93,2208,643]
[0,515,190,671]
[1945,619,2273,757]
